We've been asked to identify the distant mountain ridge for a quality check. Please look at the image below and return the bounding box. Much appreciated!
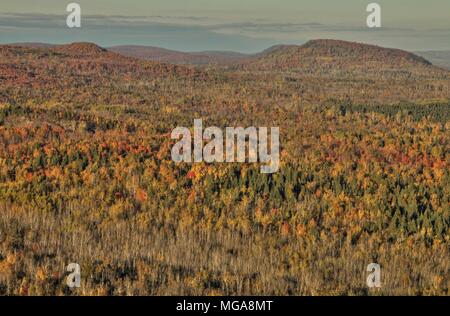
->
[238,39,436,74]
[4,40,450,105]
[1,42,203,79]
[108,45,247,65]
[9,42,250,65]
[9,40,440,71]
[0,42,206,104]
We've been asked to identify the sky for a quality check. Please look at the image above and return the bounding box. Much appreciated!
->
[1,0,450,53]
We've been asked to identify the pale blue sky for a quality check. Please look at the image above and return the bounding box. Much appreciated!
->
[1,0,450,52]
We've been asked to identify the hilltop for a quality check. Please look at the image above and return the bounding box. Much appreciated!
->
[229,39,450,103]
[0,43,206,105]
[51,42,109,56]
[239,39,439,75]
[1,42,205,78]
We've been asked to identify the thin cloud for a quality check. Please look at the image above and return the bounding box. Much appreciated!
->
[1,12,450,51]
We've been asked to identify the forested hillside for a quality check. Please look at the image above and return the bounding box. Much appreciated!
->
[0,40,448,296]
[0,43,206,105]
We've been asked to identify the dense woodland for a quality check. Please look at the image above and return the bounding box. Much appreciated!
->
[0,40,448,295]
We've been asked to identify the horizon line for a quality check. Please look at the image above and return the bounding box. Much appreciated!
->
[3,39,447,55]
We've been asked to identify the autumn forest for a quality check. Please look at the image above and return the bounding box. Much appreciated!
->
[0,40,448,295]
